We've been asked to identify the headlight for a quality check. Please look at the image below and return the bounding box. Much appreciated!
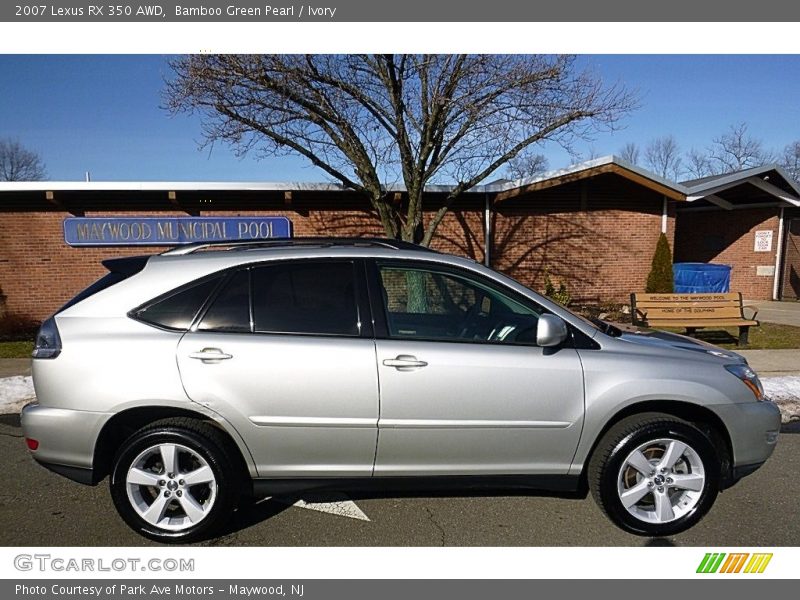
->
[725,364,765,401]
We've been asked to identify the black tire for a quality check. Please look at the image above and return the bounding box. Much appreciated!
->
[110,417,241,544]
[588,412,720,537]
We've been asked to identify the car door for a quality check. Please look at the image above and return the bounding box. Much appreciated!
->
[176,259,379,478]
[369,260,585,476]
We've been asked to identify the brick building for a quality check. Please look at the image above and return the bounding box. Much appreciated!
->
[676,165,800,301]
[1,156,798,322]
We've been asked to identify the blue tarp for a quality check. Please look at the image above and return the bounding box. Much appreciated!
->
[673,263,732,293]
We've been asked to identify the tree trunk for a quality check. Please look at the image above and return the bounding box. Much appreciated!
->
[405,270,428,313]
[401,188,428,311]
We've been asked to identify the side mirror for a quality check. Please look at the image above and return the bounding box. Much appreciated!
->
[536,314,568,347]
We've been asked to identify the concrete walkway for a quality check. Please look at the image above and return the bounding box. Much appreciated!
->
[745,300,800,327]
[0,358,30,378]
[738,349,800,377]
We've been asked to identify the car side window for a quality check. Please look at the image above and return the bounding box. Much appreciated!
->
[378,264,541,344]
[133,276,223,331]
[196,270,251,333]
[252,261,360,336]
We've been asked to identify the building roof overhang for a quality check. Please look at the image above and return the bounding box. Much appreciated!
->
[491,155,687,202]
[681,164,800,210]
[1,157,797,210]
[0,156,688,200]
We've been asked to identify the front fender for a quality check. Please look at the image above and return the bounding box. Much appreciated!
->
[568,368,751,476]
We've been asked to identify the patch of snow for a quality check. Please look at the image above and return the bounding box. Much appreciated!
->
[0,375,35,415]
[763,376,800,424]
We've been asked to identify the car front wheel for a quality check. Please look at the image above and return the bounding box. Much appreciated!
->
[588,413,721,537]
[110,418,240,543]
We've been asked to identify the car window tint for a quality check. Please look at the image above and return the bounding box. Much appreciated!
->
[252,262,359,336]
[134,276,222,331]
[380,268,477,316]
[378,265,540,344]
[197,270,251,333]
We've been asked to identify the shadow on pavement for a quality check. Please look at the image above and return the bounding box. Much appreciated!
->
[781,421,800,434]
[645,537,676,547]
[0,413,21,428]
[216,497,295,539]
[211,484,589,541]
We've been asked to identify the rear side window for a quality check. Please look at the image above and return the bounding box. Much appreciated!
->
[197,270,251,333]
[133,276,222,331]
[252,261,359,336]
[59,256,149,313]
[60,272,129,313]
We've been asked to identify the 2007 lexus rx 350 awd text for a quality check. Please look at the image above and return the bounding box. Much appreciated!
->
[21,238,781,542]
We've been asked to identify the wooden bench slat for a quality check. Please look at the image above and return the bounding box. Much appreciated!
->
[635,301,742,309]
[635,293,741,302]
[630,291,758,346]
[646,320,759,327]
[639,306,745,319]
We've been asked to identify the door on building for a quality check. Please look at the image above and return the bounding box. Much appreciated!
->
[781,219,800,300]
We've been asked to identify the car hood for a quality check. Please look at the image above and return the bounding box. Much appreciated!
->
[617,329,747,364]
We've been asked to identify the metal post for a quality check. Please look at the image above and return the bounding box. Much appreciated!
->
[484,193,492,267]
[773,207,785,300]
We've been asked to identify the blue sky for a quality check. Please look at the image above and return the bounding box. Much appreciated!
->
[0,55,798,182]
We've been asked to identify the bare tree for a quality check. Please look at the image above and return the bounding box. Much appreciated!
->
[684,148,715,179]
[618,141,640,165]
[165,54,636,245]
[709,123,775,172]
[779,140,800,182]
[644,135,683,180]
[582,146,602,161]
[0,138,46,181]
[683,124,776,179]
[503,152,549,181]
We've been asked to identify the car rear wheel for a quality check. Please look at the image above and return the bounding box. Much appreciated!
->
[110,418,240,543]
[588,413,720,536]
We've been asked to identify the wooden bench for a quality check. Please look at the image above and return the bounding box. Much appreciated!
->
[630,292,759,346]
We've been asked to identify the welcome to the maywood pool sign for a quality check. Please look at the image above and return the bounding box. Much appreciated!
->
[63,216,292,246]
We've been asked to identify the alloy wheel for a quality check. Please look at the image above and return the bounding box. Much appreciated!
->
[125,443,217,531]
[616,437,706,524]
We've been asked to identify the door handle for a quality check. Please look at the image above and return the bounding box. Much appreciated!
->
[188,348,233,361]
[382,355,428,369]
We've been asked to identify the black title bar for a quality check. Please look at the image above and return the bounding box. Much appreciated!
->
[3,0,800,22]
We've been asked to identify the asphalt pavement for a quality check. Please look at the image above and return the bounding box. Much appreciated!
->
[1,413,797,547]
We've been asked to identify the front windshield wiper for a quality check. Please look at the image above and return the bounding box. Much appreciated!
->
[590,317,623,337]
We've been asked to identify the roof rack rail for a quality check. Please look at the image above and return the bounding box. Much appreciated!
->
[160,237,435,256]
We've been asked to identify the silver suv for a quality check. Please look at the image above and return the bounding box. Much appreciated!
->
[22,238,781,542]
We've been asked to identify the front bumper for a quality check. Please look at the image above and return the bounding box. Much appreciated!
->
[20,402,111,485]
[710,400,781,471]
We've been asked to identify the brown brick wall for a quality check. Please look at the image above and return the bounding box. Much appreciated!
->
[492,176,675,304]
[0,177,677,321]
[782,209,800,299]
[0,205,485,321]
[674,208,780,300]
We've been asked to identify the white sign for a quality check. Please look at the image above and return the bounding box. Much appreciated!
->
[754,230,773,252]
[757,265,776,277]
